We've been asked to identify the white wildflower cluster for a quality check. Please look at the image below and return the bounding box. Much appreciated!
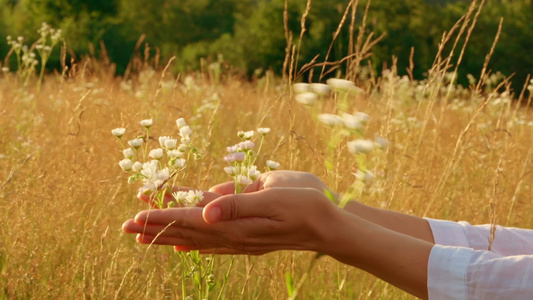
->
[112,117,202,208]
[223,128,280,193]
[172,190,204,207]
[293,79,389,195]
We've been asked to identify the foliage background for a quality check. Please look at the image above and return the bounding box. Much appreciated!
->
[0,0,532,91]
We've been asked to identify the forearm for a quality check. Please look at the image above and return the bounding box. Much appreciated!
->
[343,201,435,244]
[320,209,432,299]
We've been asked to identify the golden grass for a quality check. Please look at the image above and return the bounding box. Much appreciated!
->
[0,59,532,299]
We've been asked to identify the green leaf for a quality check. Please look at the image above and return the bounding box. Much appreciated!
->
[285,272,295,297]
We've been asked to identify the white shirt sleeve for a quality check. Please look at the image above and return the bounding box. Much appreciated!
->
[426,218,533,299]
[426,218,533,255]
[428,245,533,299]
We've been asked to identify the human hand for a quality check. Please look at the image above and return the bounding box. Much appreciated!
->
[209,170,332,196]
[122,187,341,255]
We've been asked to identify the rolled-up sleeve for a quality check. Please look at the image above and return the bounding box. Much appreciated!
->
[426,218,533,299]
[428,245,533,299]
[426,218,533,255]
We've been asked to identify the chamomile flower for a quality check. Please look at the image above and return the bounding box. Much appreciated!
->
[318,113,343,126]
[238,140,255,150]
[238,130,254,140]
[236,175,253,186]
[128,138,143,149]
[179,126,193,137]
[342,113,363,130]
[159,136,171,148]
[310,83,331,96]
[170,158,186,169]
[293,83,310,94]
[119,159,133,171]
[140,119,153,128]
[185,190,204,206]
[257,128,271,135]
[123,148,135,159]
[224,166,237,176]
[111,128,126,137]
[224,152,246,163]
[347,139,375,154]
[149,148,164,160]
[132,161,143,172]
[164,138,178,149]
[266,160,280,170]
[176,118,187,129]
[295,92,318,106]
[167,149,183,158]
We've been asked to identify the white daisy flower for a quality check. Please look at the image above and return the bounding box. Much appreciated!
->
[164,138,178,149]
[310,83,331,96]
[318,113,343,126]
[141,160,159,179]
[184,190,204,206]
[176,118,187,129]
[342,113,363,130]
[177,144,188,153]
[242,131,254,140]
[266,160,280,170]
[111,128,126,137]
[172,191,188,203]
[347,139,375,154]
[159,136,171,148]
[170,158,186,169]
[140,119,153,128]
[123,148,135,159]
[293,83,310,94]
[132,161,143,172]
[119,159,133,171]
[257,127,271,135]
[238,140,255,150]
[295,92,318,106]
[181,136,191,144]
[128,138,143,149]
[236,175,253,186]
[224,152,246,163]
[149,148,164,160]
[167,149,183,158]
[224,166,237,176]
[246,165,261,180]
[226,144,240,153]
[179,126,193,137]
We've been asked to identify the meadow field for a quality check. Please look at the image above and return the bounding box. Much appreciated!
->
[1,2,533,299]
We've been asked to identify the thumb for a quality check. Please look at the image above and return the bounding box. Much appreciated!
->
[202,189,279,223]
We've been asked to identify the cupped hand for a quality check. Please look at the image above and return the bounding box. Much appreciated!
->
[210,170,332,196]
[122,187,341,255]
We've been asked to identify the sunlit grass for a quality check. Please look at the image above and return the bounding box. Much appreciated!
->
[0,58,532,299]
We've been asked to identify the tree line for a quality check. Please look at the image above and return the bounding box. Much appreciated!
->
[0,0,531,91]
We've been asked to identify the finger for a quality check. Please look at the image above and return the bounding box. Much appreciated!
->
[134,207,205,226]
[174,246,269,255]
[123,219,184,237]
[202,188,286,223]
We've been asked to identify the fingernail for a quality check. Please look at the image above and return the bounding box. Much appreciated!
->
[204,206,221,223]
